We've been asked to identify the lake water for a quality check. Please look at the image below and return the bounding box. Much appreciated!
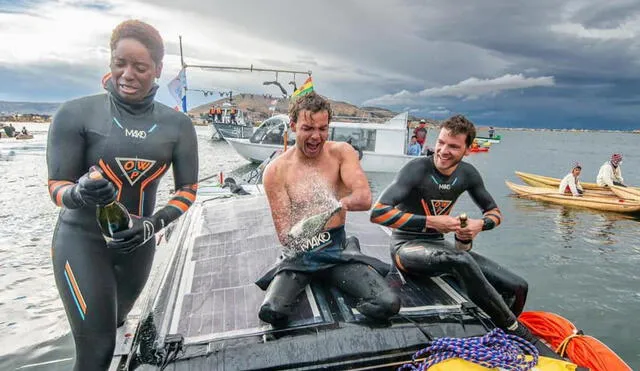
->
[0,123,638,369]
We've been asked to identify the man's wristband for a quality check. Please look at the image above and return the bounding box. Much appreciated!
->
[482,216,496,231]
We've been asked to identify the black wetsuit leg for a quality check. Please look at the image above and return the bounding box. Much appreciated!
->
[52,217,155,371]
[468,251,528,317]
[393,238,517,328]
[258,270,312,325]
[322,263,400,320]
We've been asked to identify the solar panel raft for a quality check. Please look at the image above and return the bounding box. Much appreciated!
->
[109,184,510,370]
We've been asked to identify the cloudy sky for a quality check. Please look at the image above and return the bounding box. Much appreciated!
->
[1,0,640,129]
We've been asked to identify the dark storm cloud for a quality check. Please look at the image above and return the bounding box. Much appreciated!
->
[3,0,639,129]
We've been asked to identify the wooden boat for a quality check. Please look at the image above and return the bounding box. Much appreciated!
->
[15,133,33,140]
[505,181,640,214]
[515,171,640,192]
[515,172,616,198]
[610,185,640,202]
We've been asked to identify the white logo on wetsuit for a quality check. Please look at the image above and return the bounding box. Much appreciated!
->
[125,129,147,139]
[300,231,331,252]
[115,157,157,186]
[439,184,451,190]
[142,220,155,243]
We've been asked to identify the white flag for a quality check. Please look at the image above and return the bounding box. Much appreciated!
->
[167,68,187,110]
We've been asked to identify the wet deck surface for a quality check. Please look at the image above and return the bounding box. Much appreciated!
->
[168,191,465,344]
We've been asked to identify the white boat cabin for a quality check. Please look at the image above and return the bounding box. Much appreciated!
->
[249,113,411,155]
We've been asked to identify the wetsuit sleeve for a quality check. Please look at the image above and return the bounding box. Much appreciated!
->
[370,159,427,231]
[46,101,86,209]
[149,116,199,230]
[466,165,502,229]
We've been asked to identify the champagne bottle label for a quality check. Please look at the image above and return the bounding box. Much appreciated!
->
[287,205,342,251]
[90,166,133,241]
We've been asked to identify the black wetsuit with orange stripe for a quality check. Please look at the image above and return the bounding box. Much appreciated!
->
[46,81,198,370]
[370,156,528,329]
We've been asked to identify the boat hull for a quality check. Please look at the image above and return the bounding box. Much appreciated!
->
[476,136,500,143]
[212,122,254,140]
[469,147,489,153]
[515,172,616,198]
[506,181,640,213]
[515,171,640,192]
[610,185,640,201]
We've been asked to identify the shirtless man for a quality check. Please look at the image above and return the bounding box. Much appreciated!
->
[255,92,400,325]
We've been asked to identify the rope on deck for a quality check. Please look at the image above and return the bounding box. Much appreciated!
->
[398,328,539,371]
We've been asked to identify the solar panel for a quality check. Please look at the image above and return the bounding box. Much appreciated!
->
[172,197,333,342]
[170,197,468,342]
[330,212,465,320]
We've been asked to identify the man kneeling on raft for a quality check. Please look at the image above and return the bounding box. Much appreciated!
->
[370,115,557,357]
[255,92,400,325]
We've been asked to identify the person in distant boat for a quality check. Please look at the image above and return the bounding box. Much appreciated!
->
[407,135,421,156]
[414,119,428,147]
[559,163,584,196]
[488,126,495,138]
[370,114,556,357]
[46,20,198,371]
[21,126,28,136]
[230,107,237,124]
[256,92,400,325]
[597,153,626,187]
[215,106,223,122]
[470,138,480,150]
[208,105,215,121]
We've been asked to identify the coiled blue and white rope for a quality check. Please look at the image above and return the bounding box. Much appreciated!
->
[398,328,539,371]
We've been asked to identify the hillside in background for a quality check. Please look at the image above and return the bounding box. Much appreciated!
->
[188,93,426,123]
[0,101,60,115]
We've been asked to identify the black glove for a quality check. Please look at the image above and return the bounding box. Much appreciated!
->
[107,216,156,254]
[71,170,117,206]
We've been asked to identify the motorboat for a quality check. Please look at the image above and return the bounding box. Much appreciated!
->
[226,112,421,173]
[209,102,254,140]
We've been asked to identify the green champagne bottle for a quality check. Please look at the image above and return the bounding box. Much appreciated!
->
[454,213,473,251]
[287,205,342,245]
[90,166,132,241]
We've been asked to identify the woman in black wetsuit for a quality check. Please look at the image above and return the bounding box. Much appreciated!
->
[46,20,198,371]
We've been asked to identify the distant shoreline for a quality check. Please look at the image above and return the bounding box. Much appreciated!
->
[3,120,639,134]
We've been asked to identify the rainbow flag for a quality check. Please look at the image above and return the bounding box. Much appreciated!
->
[292,76,314,99]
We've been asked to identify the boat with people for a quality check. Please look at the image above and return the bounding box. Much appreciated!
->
[208,101,254,140]
[515,171,616,198]
[515,171,640,193]
[107,180,629,371]
[505,181,640,214]
[475,135,501,144]
[15,133,34,140]
[225,112,426,173]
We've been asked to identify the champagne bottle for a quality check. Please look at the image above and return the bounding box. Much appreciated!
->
[91,166,132,241]
[287,205,342,244]
[454,213,473,251]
